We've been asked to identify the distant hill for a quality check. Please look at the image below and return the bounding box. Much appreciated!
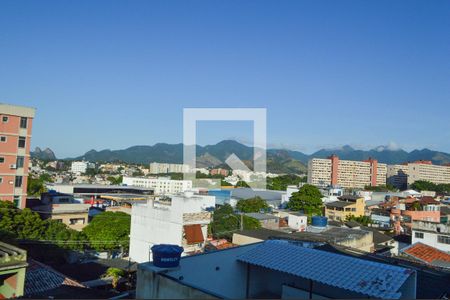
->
[66,140,450,174]
[74,140,307,174]
[31,147,56,160]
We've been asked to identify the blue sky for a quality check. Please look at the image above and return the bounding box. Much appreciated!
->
[0,0,449,158]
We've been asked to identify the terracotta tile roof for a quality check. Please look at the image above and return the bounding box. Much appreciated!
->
[403,243,450,267]
[420,197,440,205]
[184,224,205,244]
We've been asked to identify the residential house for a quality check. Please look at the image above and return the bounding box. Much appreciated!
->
[412,220,450,253]
[29,191,91,230]
[324,195,365,221]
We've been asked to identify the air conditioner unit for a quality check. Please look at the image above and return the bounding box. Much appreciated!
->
[10,164,17,169]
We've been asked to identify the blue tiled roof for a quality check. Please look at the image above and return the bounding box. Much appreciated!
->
[237,240,415,299]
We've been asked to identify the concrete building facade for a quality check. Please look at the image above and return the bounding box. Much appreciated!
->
[411,220,450,253]
[0,104,35,208]
[308,156,387,189]
[70,161,95,174]
[149,162,190,174]
[122,176,192,195]
[387,161,450,188]
[129,192,215,263]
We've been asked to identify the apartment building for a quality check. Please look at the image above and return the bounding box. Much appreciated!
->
[149,162,190,174]
[0,104,35,208]
[70,161,95,174]
[129,192,215,262]
[122,176,192,195]
[308,155,387,189]
[387,161,450,188]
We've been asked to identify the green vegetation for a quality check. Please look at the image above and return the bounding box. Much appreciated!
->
[267,175,306,191]
[27,174,53,196]
[210,204,261,240]
[236,196,269,213]
[107,175,123,185]
[0,201,85,250]
[83,212,131,251]
[287,184,323,216]
[345,215,372,226]
[410,180,450,194]
[102,267,125,289]
[235,180,250,188]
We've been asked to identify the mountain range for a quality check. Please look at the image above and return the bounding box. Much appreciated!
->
[31,141,450,174]
[31,147,57,160]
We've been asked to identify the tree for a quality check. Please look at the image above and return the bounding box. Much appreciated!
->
[287,184,323,215]
[107,175,123,185]
[410,180,437,192]
[235,181,250,188]
[210,204,261,240]
[0,200,85,250]
[102,267,125,289]
[83,212,131,251]
[27,176,47,196]
[236,197,269,213]
[267,175,305,191]
[43,219,86,250]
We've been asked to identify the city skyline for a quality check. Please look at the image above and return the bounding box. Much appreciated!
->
[1,0,449,157]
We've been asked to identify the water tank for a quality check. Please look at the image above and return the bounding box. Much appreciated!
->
[311,216,328,227]
[151,244,184,268]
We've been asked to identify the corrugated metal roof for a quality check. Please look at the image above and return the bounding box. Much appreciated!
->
[237,240,414,299]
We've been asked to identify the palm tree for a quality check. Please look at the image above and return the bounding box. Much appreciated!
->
[102,267,125,289]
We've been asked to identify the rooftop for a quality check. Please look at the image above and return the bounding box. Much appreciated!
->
[244,212,278,220]
[237,240,413,299]
[0,241,27,271]
[338,195,362,201]
[402,243,450,268]
[25,259,84,297]
[324,201,354,208]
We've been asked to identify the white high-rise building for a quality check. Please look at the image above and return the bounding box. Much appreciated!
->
[70,161,95,174]
[122,176,192,195]
[129,192,215,263]
[149,162,190,174]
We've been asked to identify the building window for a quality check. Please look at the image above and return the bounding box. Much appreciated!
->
[0,177,3,184]
[18,137,26,148]
[0,157,4,163]
[20,117,28,129]
[0,136,6,142]
[2,116,8,123]
[15,176,23,187]
[13,196,20,208]
[414,232,424,239]
[438,235,450,245]
[16,156,24,168]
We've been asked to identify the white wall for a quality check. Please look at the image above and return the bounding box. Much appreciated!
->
[129,194,215,263]
[288,214,307,231]
[412,230,450,252]
[123,176,192,195]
